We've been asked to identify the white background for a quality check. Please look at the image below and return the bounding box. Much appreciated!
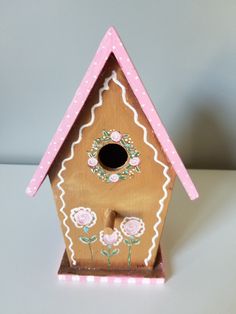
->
[1,166,235,313]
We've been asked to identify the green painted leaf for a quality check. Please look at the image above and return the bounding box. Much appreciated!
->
[119,174,127,179]
[79,236,90,244]
[132,239,140,245]
[124,239,131,246]
[135,166,141,173]
[101,249,109,257]
[90,235,97,243]
[102,130,110,137]
[111,249,119,256]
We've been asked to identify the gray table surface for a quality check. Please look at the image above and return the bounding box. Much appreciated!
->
[0,165,235,314]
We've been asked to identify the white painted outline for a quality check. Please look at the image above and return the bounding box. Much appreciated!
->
[70,207,97,229]
[111,71,170,266]
[56,73,115,265]
[57,70,170,266]
[120,216,145,238]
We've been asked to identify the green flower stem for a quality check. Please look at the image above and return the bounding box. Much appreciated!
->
[107,246,111,268]
[79,231,97,264]
[128,244,132,267]
[88,242,93,262]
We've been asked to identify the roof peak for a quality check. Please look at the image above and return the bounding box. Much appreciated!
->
[26,27,198,200]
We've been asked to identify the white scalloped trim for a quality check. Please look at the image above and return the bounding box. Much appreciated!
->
[57,70,170,266]
[111,71,170,266]
[56,72,115,265]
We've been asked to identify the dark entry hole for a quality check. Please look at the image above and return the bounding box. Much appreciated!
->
[98,144,128,170]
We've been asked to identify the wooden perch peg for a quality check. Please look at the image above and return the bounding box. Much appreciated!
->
[104,209,116,234]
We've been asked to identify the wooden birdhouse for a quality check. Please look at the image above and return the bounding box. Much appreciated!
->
[26,27,198,284]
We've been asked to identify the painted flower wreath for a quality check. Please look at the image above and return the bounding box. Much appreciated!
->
[87,130,141,183]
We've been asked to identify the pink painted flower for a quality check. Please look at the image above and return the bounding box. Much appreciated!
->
[110,131,122,142]
[109,173,119,183]
[70,207,97,229]
[99,228,123,246]
[120,217,145,237]
[129,157,140,166]
[88,157,98,167]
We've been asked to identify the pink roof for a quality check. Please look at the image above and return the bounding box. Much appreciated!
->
[26,27,199,200]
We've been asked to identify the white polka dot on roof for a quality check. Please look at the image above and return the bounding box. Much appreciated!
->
[26,27,198,201]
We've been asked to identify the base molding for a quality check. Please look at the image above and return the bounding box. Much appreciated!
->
[58,247,165,285]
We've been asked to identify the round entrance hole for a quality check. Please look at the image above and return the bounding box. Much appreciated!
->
[98,144,128,170]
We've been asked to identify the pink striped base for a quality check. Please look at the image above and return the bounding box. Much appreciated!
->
[58,247,165,285]
[58,274,165,285]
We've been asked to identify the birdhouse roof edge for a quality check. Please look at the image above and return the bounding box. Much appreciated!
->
[26,26,199,200]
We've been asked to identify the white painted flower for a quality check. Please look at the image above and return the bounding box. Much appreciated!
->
[129,157,140,166]
[110,131,122,142]
[120,217,145,237]
[109,173,119,183]
[70,207,97,229]
[88,157,98,167]
[99,228,123,246]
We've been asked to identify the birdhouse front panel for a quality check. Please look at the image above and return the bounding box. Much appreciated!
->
[48,55,176,271]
